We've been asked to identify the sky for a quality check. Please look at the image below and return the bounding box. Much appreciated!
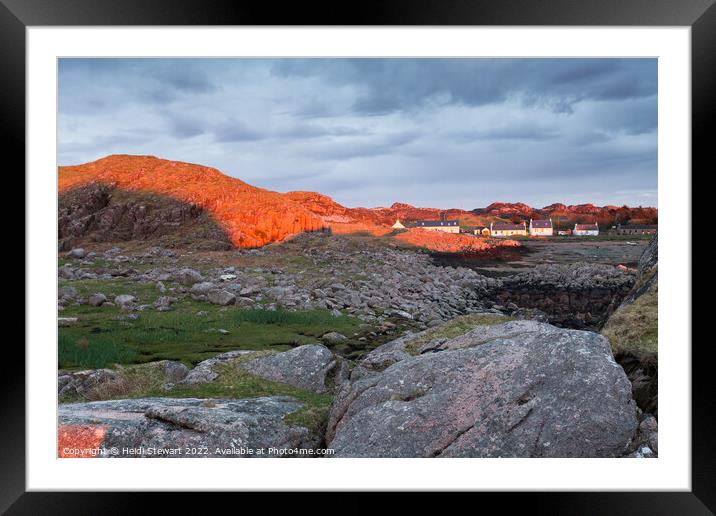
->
[58,58,657,209]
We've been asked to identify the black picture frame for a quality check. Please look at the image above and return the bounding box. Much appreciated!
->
[5,0,711,511]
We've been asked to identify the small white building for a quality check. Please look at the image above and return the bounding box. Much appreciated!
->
[490,222,527,237]
[574,223,599,236]
[529,218,553,237]
[474,227,491,237]
[415,220,460,234]
[392,219,406,229]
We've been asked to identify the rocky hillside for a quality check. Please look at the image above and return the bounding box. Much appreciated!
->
[474,202,658,226]
[58,183,233,251]
[59,155,327,248]
[602,234,658,415]
[60,155,656,251]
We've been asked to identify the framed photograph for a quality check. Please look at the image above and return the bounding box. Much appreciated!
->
[8,0,712,510]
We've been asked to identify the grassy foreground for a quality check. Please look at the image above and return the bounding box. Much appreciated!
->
[59,355,333,432]
[403,313,513,354]
[58,278,360,370]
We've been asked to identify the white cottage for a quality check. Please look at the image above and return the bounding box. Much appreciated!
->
[414,220,460,234]
[529,218,553,236]
[574,223,599,236]
[490,222,527,237]
[392,219,406,229]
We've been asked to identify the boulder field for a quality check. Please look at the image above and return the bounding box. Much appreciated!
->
[57,232,635,332]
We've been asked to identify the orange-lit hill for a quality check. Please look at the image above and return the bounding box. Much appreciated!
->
[58,155,328,248]
[283,194,488,232]
[474,202,657,226]
[284,191,393,236]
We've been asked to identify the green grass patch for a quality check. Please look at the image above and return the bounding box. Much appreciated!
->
[151,360,333,432]
[59,333,138,370]
[59,277,159,301]
[64,354,334,433]
[602,284,658,355]
[58,280,360,370]
[404,313,513,354]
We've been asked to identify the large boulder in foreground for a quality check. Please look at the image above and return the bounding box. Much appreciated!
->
[239,345,337,394]
[180,345,338,394]
[327,321,638,458]
[58,397,319,457]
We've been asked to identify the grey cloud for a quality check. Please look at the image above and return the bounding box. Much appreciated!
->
[58,58,657,208]
[296,131,421,161]
[213,120,263,142]
[451,126,560,142]
[166,114,206,139]
[272,59,656,116]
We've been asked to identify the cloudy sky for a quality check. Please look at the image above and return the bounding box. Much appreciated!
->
[58,58,657,209]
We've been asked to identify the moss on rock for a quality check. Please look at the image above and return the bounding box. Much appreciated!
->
[602,282,657,356]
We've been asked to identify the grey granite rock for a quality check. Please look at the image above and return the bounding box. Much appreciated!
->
[58,397,319,457]
[239,345,337,393]
[327,321,638,458]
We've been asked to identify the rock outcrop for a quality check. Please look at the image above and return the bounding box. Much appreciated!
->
[327,321,638,457]
[239,345,337,394]
[58,397,319,457]
[602,234,658,416]
[58,183,233,251]
[58,155,327,249]
[58,360,189,400]
[490,263,635,329]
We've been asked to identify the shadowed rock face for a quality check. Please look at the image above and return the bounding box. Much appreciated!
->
[603,234,658,416]
[58,397,319,458]
[58,155,327,248]
[58,183,233,251]
[490,263,635,330]
[327,321,638,458]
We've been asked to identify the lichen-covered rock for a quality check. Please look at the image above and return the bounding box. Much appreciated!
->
[207,289,236,306]
[160,360,190,382]
[58,397,319,457]
[154,296,176,311]
[239,345,337,393]
[114,294,136,308]
[174,268,204,286]
[321,332,347,345]
[190,282,216,295]
[68,248,87,259]
[327,321,638,458]
[361,313,515,369]
[58,368,121,398]
[88,293,108,307]
[181,350,256,385]
[58,360,190,400]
